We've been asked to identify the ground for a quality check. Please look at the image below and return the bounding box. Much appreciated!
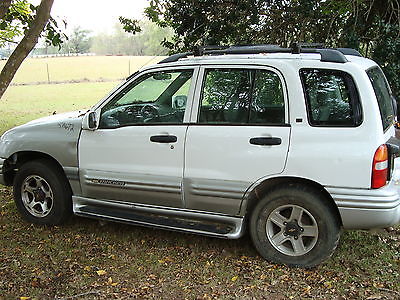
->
[0,56,399,299]
[0,186,399,299]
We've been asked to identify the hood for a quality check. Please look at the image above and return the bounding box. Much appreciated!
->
[1,110,86,139]
[24,110,87,126]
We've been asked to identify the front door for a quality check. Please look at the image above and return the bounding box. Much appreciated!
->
[184,66,291,214]
[79,67,197,208]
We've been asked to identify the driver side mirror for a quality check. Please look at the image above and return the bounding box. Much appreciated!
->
[82,111,98,130]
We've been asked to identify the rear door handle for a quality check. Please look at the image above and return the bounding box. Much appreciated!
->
[250,137,282,146]
[150,135,177,143]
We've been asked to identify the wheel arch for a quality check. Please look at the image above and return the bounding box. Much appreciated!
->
[3,151,69,187]
[241,176,343,226]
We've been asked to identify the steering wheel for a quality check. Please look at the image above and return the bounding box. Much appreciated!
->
[140,104,159,122]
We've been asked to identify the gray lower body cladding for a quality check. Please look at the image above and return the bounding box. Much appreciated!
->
[327,180,400,229]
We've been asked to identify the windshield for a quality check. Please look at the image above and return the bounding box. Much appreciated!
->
[367,67,394,131]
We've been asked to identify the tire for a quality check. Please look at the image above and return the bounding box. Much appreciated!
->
[250,184,340,268]
[13,159,72,225]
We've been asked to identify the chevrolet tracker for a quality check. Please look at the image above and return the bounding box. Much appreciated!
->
[1,44,399,267]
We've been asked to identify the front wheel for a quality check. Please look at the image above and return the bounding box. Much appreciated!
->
[250,184,341,267]
[13,159,72,225]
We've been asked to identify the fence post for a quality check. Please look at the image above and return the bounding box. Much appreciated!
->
[46,63,50,83]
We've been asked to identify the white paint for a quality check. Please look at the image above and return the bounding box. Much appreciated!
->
[78,53,395,203]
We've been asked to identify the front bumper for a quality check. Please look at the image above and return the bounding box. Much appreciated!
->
[327,179,400,229]
[0,158,5,186]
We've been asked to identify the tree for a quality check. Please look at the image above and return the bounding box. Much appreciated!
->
[91,20,171,56]
[67,26,91,54]
[122,0,400,98]
[0,0,63,99]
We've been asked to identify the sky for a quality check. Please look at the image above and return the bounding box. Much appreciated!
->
[34,0,149,34]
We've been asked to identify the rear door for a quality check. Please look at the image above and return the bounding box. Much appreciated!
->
[184,66,291,215]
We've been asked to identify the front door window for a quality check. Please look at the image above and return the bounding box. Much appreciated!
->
[100,70,194,128]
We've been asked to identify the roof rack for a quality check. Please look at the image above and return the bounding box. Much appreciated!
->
[158,43,363,64]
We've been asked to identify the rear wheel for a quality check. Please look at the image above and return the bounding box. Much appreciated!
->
[250,184,340,267]
[13,159,72,225]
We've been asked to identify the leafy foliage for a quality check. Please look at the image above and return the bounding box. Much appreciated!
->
[371,22,400,99]
[122,0,400,98]
[143,0,261,50]
[91,21,171,56]
[66,26,91,54]
[0,0,31,45]
[0,0,65,48]
[119,16,141,35]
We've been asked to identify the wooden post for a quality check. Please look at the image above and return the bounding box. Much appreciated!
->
[46,62,50,83]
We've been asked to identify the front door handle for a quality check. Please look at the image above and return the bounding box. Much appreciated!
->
[250,137,281,146]
[150,135,177,143]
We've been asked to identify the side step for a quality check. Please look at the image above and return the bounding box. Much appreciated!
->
[72,196,245,239]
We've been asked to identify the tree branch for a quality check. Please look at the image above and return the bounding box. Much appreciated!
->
[0,36,18,44]
[0,0,11,20]
[0,0,54,99]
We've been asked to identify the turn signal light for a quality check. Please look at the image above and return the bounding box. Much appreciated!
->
[371,144,388,189]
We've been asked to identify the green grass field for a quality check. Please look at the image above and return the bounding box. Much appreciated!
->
[0,56,399,299]
[0,81,118,134]
[0,56,163,84]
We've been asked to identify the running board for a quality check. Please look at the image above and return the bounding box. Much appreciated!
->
[72,196,245,239]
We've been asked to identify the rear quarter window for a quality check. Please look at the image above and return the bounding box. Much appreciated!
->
[300,69,362,127]
[366,67,394,131]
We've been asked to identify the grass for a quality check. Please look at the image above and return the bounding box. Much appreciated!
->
[0,56,399,299]
[0,81,118,134]
[0,56,164,84]
[0,187,399,299]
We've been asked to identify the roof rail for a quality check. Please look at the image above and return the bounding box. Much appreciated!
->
[158,43,362,64]
[158,52,192,64]
[335,48,362,57]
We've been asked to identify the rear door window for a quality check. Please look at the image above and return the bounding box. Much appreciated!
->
[199,68,285,124]
[300,69,362,127]
[367,67,394,131]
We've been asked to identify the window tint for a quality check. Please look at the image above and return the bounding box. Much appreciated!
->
[367,67,394,131]
[301,69,361,126]
[199,69,251,123]
[199,69,285,124]
[100,70,193,128]
[250,70,285,124]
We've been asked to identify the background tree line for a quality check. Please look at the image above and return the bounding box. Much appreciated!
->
[1,0,399,100]
[30,20,171,56]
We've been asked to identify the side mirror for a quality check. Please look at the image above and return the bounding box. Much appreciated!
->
[89,112,97,129]
[82,111,98,130]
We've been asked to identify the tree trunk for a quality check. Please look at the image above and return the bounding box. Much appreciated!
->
[0,0,54,100]
[0,0,11,20]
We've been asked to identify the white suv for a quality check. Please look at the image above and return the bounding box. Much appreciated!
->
[1,45,399,267]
